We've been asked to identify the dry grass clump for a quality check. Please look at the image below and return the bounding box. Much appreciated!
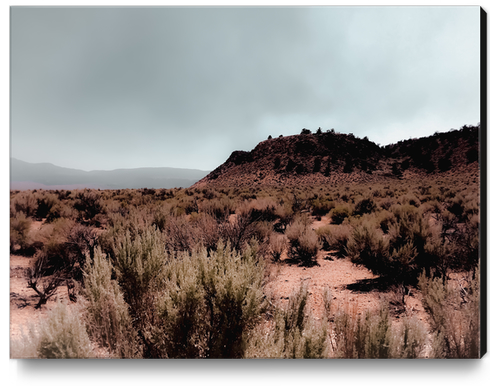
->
[331,301,427,358]
[11,300,95,359]
[268,233,288,262]
[419,268,480,358]
[245,284,329,358]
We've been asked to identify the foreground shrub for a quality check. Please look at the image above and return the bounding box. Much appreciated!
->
[245,285,329,358]
[149,241,265,358]
[332,301,425,358]
[389,316,427,358]
[110,226,167,319]
[83,248,140,358]
[418,269,480,358]
[11,300,94,358]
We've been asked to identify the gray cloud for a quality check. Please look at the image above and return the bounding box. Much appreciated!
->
[11,6,480,171]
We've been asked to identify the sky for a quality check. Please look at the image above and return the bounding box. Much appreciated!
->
[10,5,481,172]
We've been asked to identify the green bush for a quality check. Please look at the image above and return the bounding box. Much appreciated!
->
[150,241,265,358]
[83,248,140,358]
[110,226,168,319]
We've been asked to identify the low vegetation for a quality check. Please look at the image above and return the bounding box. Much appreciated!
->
[10,125,481,358]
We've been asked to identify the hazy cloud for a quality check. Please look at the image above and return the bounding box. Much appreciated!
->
[11,6,480,171]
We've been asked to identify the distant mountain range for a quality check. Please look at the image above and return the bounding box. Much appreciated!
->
[193,124,480,188]
[10,158,210,190]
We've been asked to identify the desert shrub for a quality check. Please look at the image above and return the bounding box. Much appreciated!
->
[315,224,350,257]
[26,253,63,309]
[310,196,335,218]
[275,202,294,226]
[11,300,94,358]
[333,302,399,359]
[237,198,278,223]
[37,300,94,358]
[110,226,168,319]
[164,215,197,252]
[346,223,389,276]
[245,285,329,358]
[35,192,59,219]
[378,209,395,234]
[286,216,320,266]
[347,203,440,285]
[269,233,288,262]
[73,189,105,222]
[389,316,427,358]
[67,223,99,264]
[354,197,376,216]
[150,242,265,358]
[219,213,258,252]
[199,197,233,222]
[330,205,351,224]
[30,218,81,277]
[379,197,394,210]
[399,193,421,208]
[10,211,31,253]
[11,191,38,218]
[151,206,168,230]
[83,248,140,358]
[192,213,221,252]
[45,201,77,222]
[419,269,480,358]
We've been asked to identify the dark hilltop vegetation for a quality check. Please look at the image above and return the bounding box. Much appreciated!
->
[196,124,479,187]
[10,124,482,359]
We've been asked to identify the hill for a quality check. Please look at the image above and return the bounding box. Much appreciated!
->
[10,158,209,190]
[193,124,480,188]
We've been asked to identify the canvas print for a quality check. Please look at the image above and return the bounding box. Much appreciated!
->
[10,6,484,359]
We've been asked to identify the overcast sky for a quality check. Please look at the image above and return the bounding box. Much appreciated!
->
[10,6,481,172]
